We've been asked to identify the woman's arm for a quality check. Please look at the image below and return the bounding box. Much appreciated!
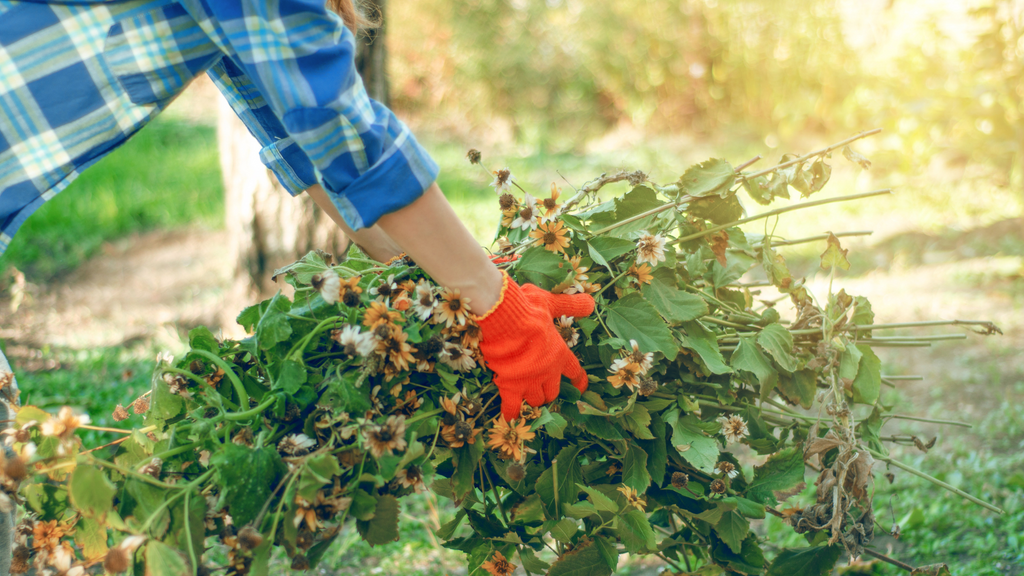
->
[306,183,503,312]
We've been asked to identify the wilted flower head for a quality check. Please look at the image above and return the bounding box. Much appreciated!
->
[278,434,316,457]
[311,269,340,305]
[539,183,562,222]
[481,551,516,576]
[557,316,579,347]
[627,262,654,285]
[439,342,477,372]
[435,288,471,328]
[511,193,540,230]
[112,404,130,422]
[394,465,425,492]
[40,407,89,442]
[608,362,642,391]
[365,415,408,458]
[635,230,667,266]
[332,325,376,357]
[338,275,363,307]
[716,461,739,478]
[466,148,482,164]
[412,279,436,321]
[486,417,535,461]
[716,414,750,444]
[617,485,646,510]
[490,168,514,194]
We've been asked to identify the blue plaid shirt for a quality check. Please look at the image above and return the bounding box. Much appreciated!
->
[0,0,439,257]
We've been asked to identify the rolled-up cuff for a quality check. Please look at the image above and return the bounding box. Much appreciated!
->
[258,137,318,196]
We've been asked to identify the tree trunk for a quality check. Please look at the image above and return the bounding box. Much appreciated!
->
[218,7,390,320]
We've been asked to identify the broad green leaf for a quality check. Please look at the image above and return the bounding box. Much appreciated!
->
[777,369,817,409]
[668,414,719,473]
[595,535,620,571]
[517,246,570,289]
[819,232,851,271]
[767,545,843,576]
[620,404,655,439]
[565,500,599,519]
[756,323,800,373]
[548,538,614,576]
[145,369,184,427]
[605,293,678,361]
[452,440,485,498]
[74,516,108,560]
[615,185,663,219]
[275,359,307,394]
[851,344,881,405]
[722,496,766,519]
[839,343,863,382]
[356,495,401,546]
[712,532,766,575]
[145,540,190,576]
[730,336,777,400]
[435,510,465,540]
[536,444,584,517]
[551,518,578,543]
[256,292,293,347]
[851,295,875,326]
[745,448,805,506]
[642,272,709,323]
[679,321,731,374]
[617,509,657,553]
[69,465,116,521]
[687,194,744,225]
[210,444,287,526]
[842,145,872,170]
[188,326,220,353]
[715,510,750,554]
[588,237,636,267]
[270,249,332,283]
[579,484,618,513]
[621,444,651,492]
[742,175,772,205]
[680,158,736,198]
[520,548,552,573]
[638,412,667,487]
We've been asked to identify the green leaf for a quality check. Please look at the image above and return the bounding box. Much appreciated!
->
[588,237,636,267]
[356,494,401,546]
[777,369,817,409]
[69,465,116,521]
[605,293,678,361]
[851,344,881,405]
[722,496,766,519]
[839,342,863,382]
[271,249,332,283]
[679,321,731,374]
[145,540,191,576]
[551,518,578,543]
[730,336,777,400]
[579,484,618,513]
[667,413,719,473]
[74,516,109,560]
[756,323,800,373]
[642,272,708,323]
[256,292,293,347]
[715,510,750,554]
[819,232,850,271]
[688,194,743,225]
[210,444,287,526]
[842,145,872,170]
[742,175,772,205]
[594,535,620,572]
[680,158,736,198]
[617,509,657,553]
[620,404,654,439]
[145,369,184,427]
[275,359,307,395]
[767,545,843,576]
[548,538,614,576]
[638,412,667,487]
[712,532,766,575]
[517,246,570,290]
[435,510,465,540]
[535,444,583,517]
[520,548,552,573]
[188,326,220,353]
[745,448,805,506]
[621,444,651,492]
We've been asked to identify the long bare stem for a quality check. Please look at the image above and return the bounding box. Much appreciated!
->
[743,128,882,180]
[866,448,1003,514]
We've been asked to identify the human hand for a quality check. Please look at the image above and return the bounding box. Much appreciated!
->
[473,273,594,421]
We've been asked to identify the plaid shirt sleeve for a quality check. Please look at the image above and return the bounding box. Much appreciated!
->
[181,0,439,230]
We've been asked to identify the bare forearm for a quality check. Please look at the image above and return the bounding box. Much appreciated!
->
[305,183,502,312]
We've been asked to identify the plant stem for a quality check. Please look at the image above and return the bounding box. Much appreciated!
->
[858,334,967,342]
[190,350,249,411]
[861,548,915,573]
[760,230,873,248]
[185,489,198,576]
[866,448,1003,514]
[78,424,133,434]
[593,268,630,298]
[880,375,924,381]
[143,441,202,468]
[87,456,186,490]
[743,128,883,180]
[223,395,277,422]
[849,320,1001,333]
[885,414,971,428]
[671,189,892,247]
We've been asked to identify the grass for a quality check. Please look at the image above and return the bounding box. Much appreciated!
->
[1,116,224,281]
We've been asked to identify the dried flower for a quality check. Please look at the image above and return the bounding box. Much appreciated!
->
[338,275,363,307]
[435,288,472,327]
[369,274,399,302]
[379,327,417,373]
[710,479,727,495]
[365,415,408,458]
[716,461,739,479]
[635,230,667,266]
[412,279,436,321]
[617,485,646,510]
[439,342,477,372]
[139,458,163,478]
[441,420,480,448]
[529,220,571,253]
[394,465,425,492]
[363,301,401,329]
[608,362,642,391]
[466,149,482,164]
[511,192,540,230]
[311,269,340,304]
[490,168,514,195]
[625,340,654,373]
[40,407,89,442]
[132,395,150,414]
[556,316,579,347]
[716,414,750,444]
[627,262,654,285]
[278,434,316,457]
[486,417,535,461]
[232,427,254,447]
[112,404,130,422]
[507,462,526,482]
[638,377,658,397]
[198,450,211,467]
[496,236,514,253]
[237,525,264,550]
[332,324,376,357]
[671,472,689,489]
[481,551,517,576]
[293,496,319,531]
[539,183,562,222]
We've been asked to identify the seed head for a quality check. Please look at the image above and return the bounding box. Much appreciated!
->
[237,525,263,550]
[466,149,482,165]
[507,463,526,482]
[710,479,727,495]
[671,472,689,489]
[103,547,131,574]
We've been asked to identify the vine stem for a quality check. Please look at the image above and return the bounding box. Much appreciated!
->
[184,489,198,576]
[670,189,892,247]
[743,128,882,179]
[759,230,873,247]
[861,548,916,572]
[885,414,971,428]
[189,350,249,411]
[866,448,1004,514]
[140,469,215,535]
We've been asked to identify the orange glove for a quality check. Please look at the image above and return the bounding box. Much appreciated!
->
[474,272,595,421]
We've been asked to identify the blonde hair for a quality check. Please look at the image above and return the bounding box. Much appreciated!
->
[326,0,373,35]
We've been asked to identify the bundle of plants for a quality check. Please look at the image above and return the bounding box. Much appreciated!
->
[2,130,1003,576]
